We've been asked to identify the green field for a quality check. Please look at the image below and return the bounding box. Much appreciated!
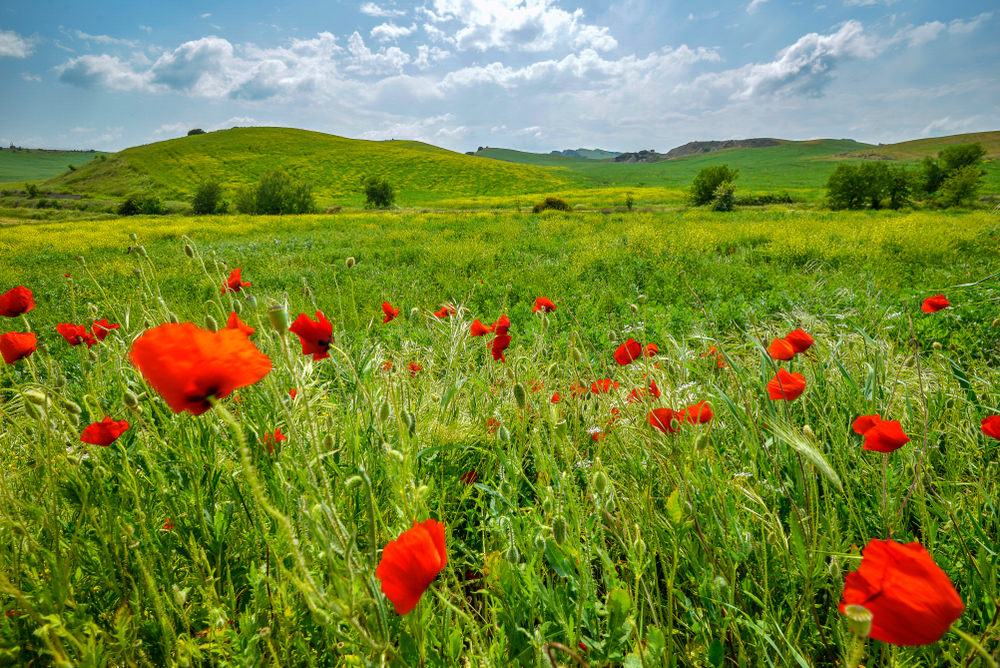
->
[1,208,999,665]
[0,148,105,183]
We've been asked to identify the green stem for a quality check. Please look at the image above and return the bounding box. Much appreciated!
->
[950,625,998,668]
[844,635,866,668]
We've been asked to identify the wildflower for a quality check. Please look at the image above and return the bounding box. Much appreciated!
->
[57,323,97,347]
[91,318,120,341]
[433,305,457,318]
[644,343,658,357]
[591,431,606,442]
[491,332,511,362]
[614,338,642,366]
[492,314,511,336]
[0,286,34,317]
[768,338,796,361]
[1,332,36,364]
[382,301,399,324]
[486,418,498,434]
[852,414,882,435]
[382,360,394,371]
[163,518,174,531]
[569,382,588,397]
[530,379,543,392]
[225,311,255,337]
[921,294,949,313]
[981,415,1000,441]
[591,378,619,394]
[684,400,713,424]
[80,415,130,447]
[840,539,963,646]
[551,392,561,403]
[861,420,910,453]
[785,329,815,353]
[766,369,806,401]
[129,322,272,415]
[533,297,556,313]
[376,519,447,615]
[407,361,422,377]
[289,311,333,361]
[263,428,287,454]
[648,408,681,434]
[470,319,493,336]
[460,470,479,485]
[221,268,250,293]
[289,388,297,399]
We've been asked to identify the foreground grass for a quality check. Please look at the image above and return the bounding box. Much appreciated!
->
[0,209,999,665]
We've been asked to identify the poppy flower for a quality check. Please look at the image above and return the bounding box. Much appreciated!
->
[289,311,333,361]
[433,305,457,318]
[768,338,796,361]
[226,311,255,337]
[91,318,120,341]
[862,420,910,453]
[644,343,658,357]
[128,322,272,415]
[57,323,97,347]
[551,392,561,403]
[569,382,588,397]
[486,418,499,434]
[407,361,422,377]
[530,379,543,392]
[785,329,815,354]
[376,519,447,615]
[648,379,661,399]
[591,378,619,394]
[382,301,399,324]
[0,287,34,317]
[289,388,297,399]
[767,369,806,401]
[981,415,1000,441]
[470,319,494,337]
[263,428,287,454]
[852,414,883,435]
[80,415,130,447]
[648,408,681,434]
[921,294,949,313]
[840,539,964,646]
[591,431,606,442]
[492,314,511,336]
[163,518,174,531]
[1,332,36,364]
[684,400,713,424]
[614,338,642,366]
[701,345,718,358]
[221,268,250,293]
[533,297,556,313]
[460,470,478,485]
[491,333,511,362]
[382,360,394,371]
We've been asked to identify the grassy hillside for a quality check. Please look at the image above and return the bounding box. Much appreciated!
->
[841,130,1000,160]
[45,127,579,206]
[0,149,105,183]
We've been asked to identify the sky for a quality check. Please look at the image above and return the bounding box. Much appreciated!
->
[0,0,997,153]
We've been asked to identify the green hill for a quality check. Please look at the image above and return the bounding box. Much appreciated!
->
[0,148,106,183]
[840,131,1000,160]
[45,127,578,206]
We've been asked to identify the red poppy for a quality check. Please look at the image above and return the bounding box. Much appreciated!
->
[80,415,130,446]
[460,470,478,485]
[0,286,34,317]
[263,428,288,454]
[1,332,36,364]
[289,388,297,399]
[129,322,272,415]
[486,418,499,434]
[921,294,949,313]
[684,400,713,424]
[382,360,394,371]
[551,392,561,403]
[433,305,457,318]
[407,361,422,377]
[648,408,681,434]
[91,318,120,341]
[492,314,511,336]
[289,311,333,361]
[376,519,447,615]
[767,369,806,401]
[470,319,494,337]
[852,414,883,435]
[862,420,910,453]
[716,354,728,369]
[609,406,621,423]
[382,301,399,324]
[644,343,658,357]
[701,345,718,358]
[982,415,1000,441]
[530,379,543,392]
[840,539,964,646]
[163,518,174,531]
[226,311,255,337]
[648,379,661,399]
[533,297,556,313]
[785,329,815,353]
[221,268,250,293]
[569,382,588,397]
[57,323,97,347]
[614,338,642,366]
[768,338,795,361]
[591,378,619,394]
[591,431,606,442]
[491,333,511,362]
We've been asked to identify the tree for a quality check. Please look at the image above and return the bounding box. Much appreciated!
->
[825,163,867,210]
[938,165,982,207]
[362,175,395,209]
[915,156,945,195]
[939,143,986,173]
[192,181,224,215]
[187,128,206,136]
[858,162,889,210]
[690,165,739,206]
[711,181,736,211]
[236,170,315,215]
[885,165,911,210]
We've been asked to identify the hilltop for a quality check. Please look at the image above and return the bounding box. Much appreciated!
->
[0,148,106,183]
[838,130,1000,160]
[549,148,621,159]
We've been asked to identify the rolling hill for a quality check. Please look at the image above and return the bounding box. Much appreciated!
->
[0,148,106,183]
[839,131,1000,160]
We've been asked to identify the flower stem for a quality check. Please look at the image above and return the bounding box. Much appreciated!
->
[844,635,866,668]
[950,625,998,668]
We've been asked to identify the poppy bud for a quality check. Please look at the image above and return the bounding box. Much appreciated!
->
[77,255,86,266]
[204,315,219,332]
[843,604,873,638]
[637,294,647,303]
[403,411,416,436]
[932,342,942,350]
[233,300,243,314]
[268,305,289,333]
[504,544,519,564]
[137,246,147,258]
[63,399,82,414]
[553,516,568,545]
[323,434,335,450]
[183,243,195,258]
[66,412,79,426]
[500,481,514,498]
[904,356,916,367]
[571,347,583,364]
[344,475,363,489]
[513,383,527,410]
[695,434,710,450]
[802,424,815,440]
[24,390,48,406]
[24,401,42,419]
[123,391,139,408]
[498,426,510,442]
[533,533,547,552]
[378,401,390,422]
[130,233,138,242]
[345,256,356,269]
[82,393,101,414]
[542,496,553,514]
[629,303,638,314]
[388,448,404,464]
[592,470,610,496]
[409,307,419,320]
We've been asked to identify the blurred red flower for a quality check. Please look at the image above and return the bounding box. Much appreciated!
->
[862,420,910,453]
[91,318,120,341]
[382,301,399,324]
[981,415,1000,441]
[852,414,882,435]
[591,378,619,394]
[221,268,250,293]
[768,338,795,361]
[225,312,255,337]
[376,519,447,615]
[433,305,457,318]
[57,323,97,347]
[0,332,36,364]
[491,333,511,362]
[289,311,333,361]
[767,369,806,401]
[533,297,556,312]
[684,400,713,424]
[80,415,129,446]
[921,294,949,313]
[785,329,815,353]
[492,314,511,336]
[0,286,34,317]
[648,408,681,434]
[644,343,658,357]
[263,428,288,454]
[614,338,642,366]
[470,319,494,337]
[407,361,422,377]
[551,392,561,403]
[460,470,478,485]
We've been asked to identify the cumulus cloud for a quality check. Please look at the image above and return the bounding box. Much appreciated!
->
[22,72,41,82]
[414,44,450,68]
[424,0,617,52]
[75,30,139,47]
[57,54,152,90]
[371,22,417,42]
[346,32,411,74]
[747,0,768,14]
[948,12,994,35]
[360,2,406,18]
[0,29,35,58]
[359,112,464,142]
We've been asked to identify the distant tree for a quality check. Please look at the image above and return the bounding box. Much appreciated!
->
[690,165,739,206]
[362,175,396,209]
[938,165,982,207]
[939,143,986,173]
[711,181,736,212]
[825,163,867,210]
[192,180,224,215]
[187,128,206,136]
[858,162,889,210]
[885,165,911,210]
[915,156,945,195]
[236,170,314,215]
[24,183,39,199]
[532,196,572,213]
[624,191,635,211]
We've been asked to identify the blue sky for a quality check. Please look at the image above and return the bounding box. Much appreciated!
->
[1,0,997,152]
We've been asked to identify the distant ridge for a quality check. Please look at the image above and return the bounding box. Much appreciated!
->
[836,130,1000,161]
[614,138,787,163]
[549,148,621,160]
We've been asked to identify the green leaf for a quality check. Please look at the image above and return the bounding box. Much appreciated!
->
[708,638,725,667]
[666,489,684,525]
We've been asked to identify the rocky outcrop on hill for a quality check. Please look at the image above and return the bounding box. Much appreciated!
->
[664,138,782,159]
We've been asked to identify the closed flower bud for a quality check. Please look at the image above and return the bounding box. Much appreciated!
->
[63,399,83,414]
[24,402,42,419]
[345,256,356,269]
[992,317,1000,328]
[513,382,527,410]
[695,434,710,450]
[409,307,419,320]
[268,305,289,333]
[403,410,416,436]
[504,544,519,564]
[533,532,547,552]
[204,315,219,332]
[183,244,195,258]
[904,356,916,367]
[76,255,86,266]
[388,448,405,464]
[571,347,583,364]
[802,424,815,440]
[123,391,139,408]
[130,233,138,242]
[323,434,335,450]
[592,470,610,496]
[137,246,147,258]
[24,390,48,406]
[378,401,390,422]
[629,303,638,314]
[843,604,872,638]
[498,425,511,442]
[344,475,363,490]
[233,300,243,314]
[932,342,942,350]
[553,516,568,545]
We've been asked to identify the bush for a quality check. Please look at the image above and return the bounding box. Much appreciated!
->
[362,175,396,209]
[711,181,736,211]
[236,170,315,215]
[939,143,986,173]
[826,164,867,210]
[734,192,793,206]
[187,128,206,136]
[24,183,39,199]
[624,192,634,211]
[690,165,739,206]
[117,195,142,216]
[532,196,572,213]
[915,156,945,194]
[191,181,225,215]
[140,195,166,215]
[886,165,911,210]
[938,165,982,207]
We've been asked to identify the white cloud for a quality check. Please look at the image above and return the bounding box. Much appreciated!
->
[359,112,460,142]
[360,2,406,18]
[414,44,450,68]
[371,22,417,42]
[139,25,152,33]
[898,21,944,47]
[747,0,768,15]
[57,54,152,91]
[0,29,35,58]
[201,13,212,19]
[74,30,139,48]
[21,72,41,82]
[346,32,411,74]
[948,12,994,35]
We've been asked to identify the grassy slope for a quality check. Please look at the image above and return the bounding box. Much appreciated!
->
[0,149,104,183]
[841,130,1000,160]
[45,127,580,206]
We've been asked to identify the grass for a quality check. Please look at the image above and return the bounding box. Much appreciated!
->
[1,208,999,665]
[0,149,105,183]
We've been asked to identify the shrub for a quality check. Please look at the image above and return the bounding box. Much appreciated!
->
[140,195,166,215]
[939,143,986,173]
[690,165,739,206]
[24,183,39,199]
[915,156,945,194]
[67,163,76,171]
[886,165,911,210]
[117,195,142,216]
[938,165,982,207]
[624,192,634,211]
[532,196,572,213]
[362,175,396,209]
[236,170,315,215]
[711,181,736,211]
[191,181,224,215]
[187,128,206,136]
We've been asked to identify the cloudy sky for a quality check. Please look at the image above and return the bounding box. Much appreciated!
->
[1,0,997,153]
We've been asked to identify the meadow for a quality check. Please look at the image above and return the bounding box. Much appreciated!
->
[1,207,999,666]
